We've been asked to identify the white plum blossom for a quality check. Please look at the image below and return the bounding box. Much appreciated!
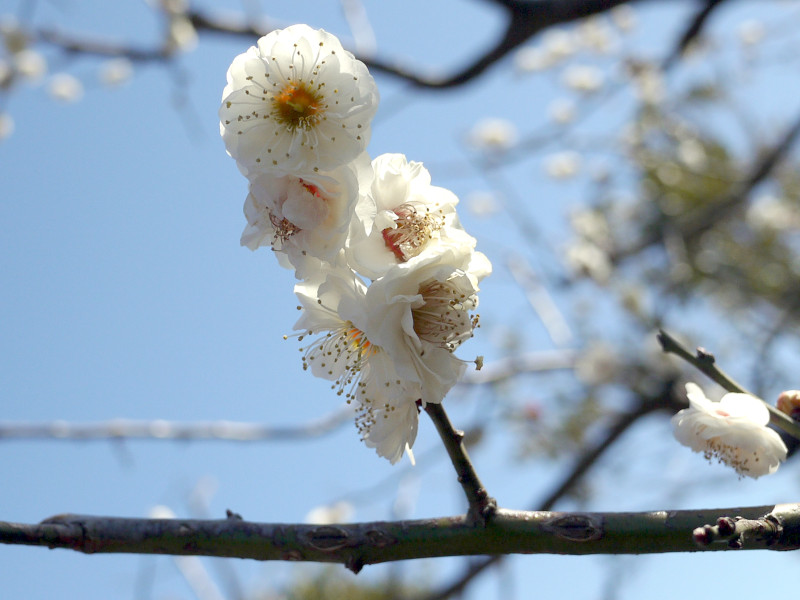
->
[347,153,479,280]
[47,73,83,102]
[468,117,518,153]
[364,247,490,405]
[292,269,423,462]
[219,24,378,177]
[672,383,787,479]
[241,155,368,277]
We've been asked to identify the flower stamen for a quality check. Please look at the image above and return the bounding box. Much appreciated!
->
[382,203,444,261]
[412,279,479,351]
[272,81,324,131]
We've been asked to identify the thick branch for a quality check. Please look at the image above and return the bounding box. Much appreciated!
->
[4,505,800,571]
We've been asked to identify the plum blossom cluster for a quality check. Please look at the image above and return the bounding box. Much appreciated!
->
[672,383,787,479]
[219,25,490,464]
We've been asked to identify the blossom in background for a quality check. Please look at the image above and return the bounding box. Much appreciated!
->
[219,24,378,176]
[672,383,787,478]
[467,117,518,153]
[777,390,800,421]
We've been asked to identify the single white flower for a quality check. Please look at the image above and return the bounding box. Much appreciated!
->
[364,246,489,405]
[241,155,368,277]
[99,58,133,87]
[672,383,787,479]
[561,64,604,94]
[47,73,84,102]
[292,268,422,463]
[14,49,46,82]
[305,500,354,524]
[0,112,14,141]
[347,153,478,280]
[544,151,581,179]
[467,117,518,152]
[219,24,378,177]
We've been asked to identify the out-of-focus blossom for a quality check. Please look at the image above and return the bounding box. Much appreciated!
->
[99,58,133,87]
[542,30,577,63]
[467,117,518,153]
[13,48,46,82]
[564,241,611,283]
[576,17,617,54]
[47,73,83,102]
[777,390,800,421]
[1,18,28,53]
[305,501,354,524]
[544,151,581,179]
[611,5,637,32]
[466,191,500,217]
[738,20,765,46]
[0,112,14,140]
[672,383,787,479]
[548,98,576,125]
[677,138,708,170]
[562,64,604,94]
[514,46,551,72]
[166,16,198,53]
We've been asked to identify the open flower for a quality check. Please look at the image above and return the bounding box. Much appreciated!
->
[347,153,479,280]
[220,24,378,177]
[364,246,490,404]
[672,383,787,478]
[241,156,368,277]
[292,268,422,463]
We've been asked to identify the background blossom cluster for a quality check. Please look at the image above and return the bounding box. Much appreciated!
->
[220,24,490,464]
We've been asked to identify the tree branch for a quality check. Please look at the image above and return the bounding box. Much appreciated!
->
[0,409,351,442]
[4,505,799,571]
[426,383,677,600]
[424,403,497,526]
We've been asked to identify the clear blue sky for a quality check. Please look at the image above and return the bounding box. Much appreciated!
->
[2,1,798,598]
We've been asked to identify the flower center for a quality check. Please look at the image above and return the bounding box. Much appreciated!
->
[381,203,444,261]
[270,211,301,243]
[412,279,479,351]
[272,82,324,131]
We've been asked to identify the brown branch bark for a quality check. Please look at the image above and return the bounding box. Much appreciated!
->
[4,504,800,573]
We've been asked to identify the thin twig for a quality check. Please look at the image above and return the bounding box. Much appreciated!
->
[0,408,351,442]
[423,403,497,526]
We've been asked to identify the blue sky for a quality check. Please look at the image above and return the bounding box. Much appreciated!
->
[2,1,800,598]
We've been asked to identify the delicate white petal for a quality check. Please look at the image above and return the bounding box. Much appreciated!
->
[220,24,378,176]
[672,383,787,478]
[347,153,479,280]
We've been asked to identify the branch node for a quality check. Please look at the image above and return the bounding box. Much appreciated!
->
[345,555,364,574]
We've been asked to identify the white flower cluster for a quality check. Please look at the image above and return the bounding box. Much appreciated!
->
[219,25,491,464]
[672,383,787,479]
